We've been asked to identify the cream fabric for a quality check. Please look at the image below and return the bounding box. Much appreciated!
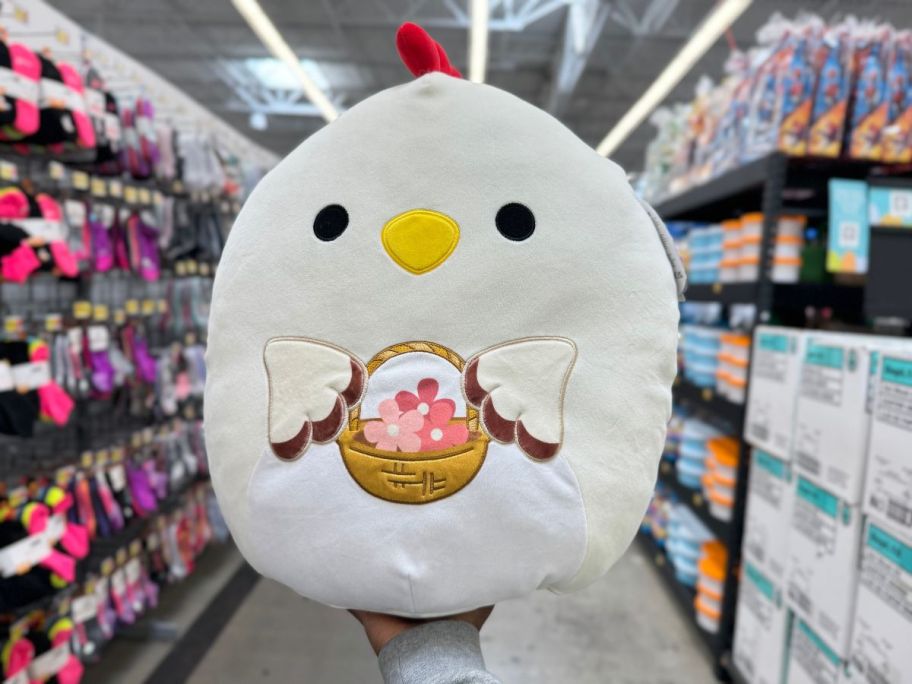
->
[205,73,679,614]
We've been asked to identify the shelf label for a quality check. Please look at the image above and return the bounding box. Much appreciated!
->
[71,170,89,191]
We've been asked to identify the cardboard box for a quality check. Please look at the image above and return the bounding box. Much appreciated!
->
[788,618,845,684]
[733,561,790,684]
[745,326,806,460]
[868,185,912,228]
[742,449,794,586]
[863,352,912,540]
[794,332,912,504]
[785,475,862,657]
[842,522,912,684]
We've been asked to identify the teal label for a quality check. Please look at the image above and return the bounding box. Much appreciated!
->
[798,619,841,667]
[755,450,787,480]
[806,343,844,369]
[882,357,912,388]
[797,477,838,518]
[759,333,789,353]
[867,524,912,574]
[745,562,775,602]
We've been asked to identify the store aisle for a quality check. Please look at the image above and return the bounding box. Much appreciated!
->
[188,543,714,683]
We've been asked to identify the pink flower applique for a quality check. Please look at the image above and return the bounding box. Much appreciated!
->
[396,378,469,451]
[363,399,423,452]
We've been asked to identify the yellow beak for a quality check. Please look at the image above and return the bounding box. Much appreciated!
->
[381,209,459,275]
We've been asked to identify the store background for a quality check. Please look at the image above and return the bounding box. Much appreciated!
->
[0,0,909,682]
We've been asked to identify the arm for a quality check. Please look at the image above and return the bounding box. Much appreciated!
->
[352,607,500,684]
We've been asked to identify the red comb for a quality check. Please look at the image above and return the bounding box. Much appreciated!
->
[396,22,462,78]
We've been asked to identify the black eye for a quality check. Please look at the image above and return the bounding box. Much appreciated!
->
[313,204,348,241]
[495,203,535,241]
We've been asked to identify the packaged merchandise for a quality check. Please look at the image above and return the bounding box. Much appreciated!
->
[843,522,912,684]
[743,449,794,586]
[847,24,892,161]
[868,185,912,228]
[808,23,854,157]
[828,178,869,274]
[745,326,806,459]
[863,352,912,539]
[785,475,862,657]
[787,618,846,684]
[733,561,790,684]
[881,31,912,164]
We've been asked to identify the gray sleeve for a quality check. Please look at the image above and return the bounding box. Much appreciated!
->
[377,620,501,684]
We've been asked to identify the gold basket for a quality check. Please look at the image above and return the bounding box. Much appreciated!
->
[338,341,489,504]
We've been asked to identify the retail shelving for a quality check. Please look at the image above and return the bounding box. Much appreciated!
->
[647,151,910,682]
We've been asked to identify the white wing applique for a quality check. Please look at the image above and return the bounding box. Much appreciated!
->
[263,338,367,461]
[463,337,576,460]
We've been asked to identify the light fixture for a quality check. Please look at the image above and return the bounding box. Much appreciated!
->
[596,0,752,157]
[249,112,268,131]
[469,0,489,83]
[232,0,339,122]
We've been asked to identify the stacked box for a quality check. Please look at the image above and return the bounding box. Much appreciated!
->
[733,560,790,684]
[863,352,912,539]
[742,449,794,586]
[842,522,912,684]
[784,476,862,657]
[788,618,845,684]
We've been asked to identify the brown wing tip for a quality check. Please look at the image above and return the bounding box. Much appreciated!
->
[481,395,517,443]
[463,357,486,407]
[516,421,559,461]
[311,396,346,443]
[340,360,366,407]
[270,421,312,461]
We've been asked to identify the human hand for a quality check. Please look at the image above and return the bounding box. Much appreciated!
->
[350,605,494,655]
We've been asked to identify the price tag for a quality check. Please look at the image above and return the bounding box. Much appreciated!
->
[172,179,184,194]
[108,179,123,198]
[692,493,704,508]
[712,283,722,294]
[81,452,94,468]
[130,432,142,449]
[199,262,211,276]
[115,547,127,566]
[138,188,151,204]
[186,260,198,275]
[124,186,138,204]
[28,642,70,679]
[11,361,50,390]
[142,427,153,444]
[91,177,107,197]
[0,532,51,577]
[13,6,28,23]
[71,171,89,191]
[0,361,11,393]
[3,316,24,337]
[125,299,139,315]
[110,566,126,594]
[48,161,66,180]
[175,261,187,277]
[125,558,141,585]
[114,309,126,325]
[44,314,63,332]
[184,332,197,346]
[95,449,109,466]
[701,388,713,401]
[55,28,70,45]
[141,299,155,316]
[153,191,164,206]
[157,299,167,314]
[129,540,142,557]
[0,161,18,181]
[73,300,92,320]
[87,325,110,352]
[146,532,160,551]
[92,303,109,322]
[71,594,98,624]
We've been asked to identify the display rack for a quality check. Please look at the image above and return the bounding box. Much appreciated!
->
[642,151,910,682]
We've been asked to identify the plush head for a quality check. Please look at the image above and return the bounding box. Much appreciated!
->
[206,23,683,617]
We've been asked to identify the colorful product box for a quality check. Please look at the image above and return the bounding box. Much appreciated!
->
[868,185,912,228]
[785,476,862,657]
[827,179,869,274]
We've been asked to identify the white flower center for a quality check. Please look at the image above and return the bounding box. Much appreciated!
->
[417,402,430,415]
[430,428,443,441]
[387,424,400,437]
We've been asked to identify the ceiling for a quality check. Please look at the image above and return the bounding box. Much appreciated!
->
[57,0,912,171]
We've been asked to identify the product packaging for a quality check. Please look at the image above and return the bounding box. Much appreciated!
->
[743,449,794,586]
[843,522,912,684]
[733,561,791,684]
[785,475,862,657]
[827,179,869,274]
[787,617,846,684]
[745,326,806,459]
[863,352,912,540]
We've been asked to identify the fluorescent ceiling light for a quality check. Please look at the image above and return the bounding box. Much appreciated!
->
[469,0,489,83]
[232,0,338,122]
[596,0,752,157]
[245,57,330,91]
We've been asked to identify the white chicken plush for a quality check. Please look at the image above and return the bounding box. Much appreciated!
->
[205,22,685,617]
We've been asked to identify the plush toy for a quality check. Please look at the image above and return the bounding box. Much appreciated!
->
[205,23,684,617]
